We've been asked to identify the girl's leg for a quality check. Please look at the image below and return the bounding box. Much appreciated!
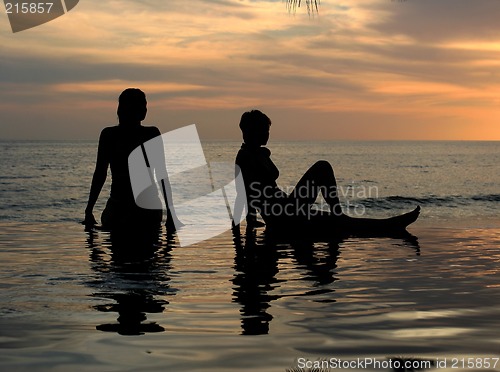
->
[288,160,343,216]
[279,160,420,230]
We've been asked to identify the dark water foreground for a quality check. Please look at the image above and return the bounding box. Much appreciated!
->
[0,221,499,371]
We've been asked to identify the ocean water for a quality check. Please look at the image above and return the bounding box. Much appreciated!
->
[1,140,499,371]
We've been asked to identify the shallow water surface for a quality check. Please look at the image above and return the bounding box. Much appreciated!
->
[1,222,499,371]
[1,141,500,370]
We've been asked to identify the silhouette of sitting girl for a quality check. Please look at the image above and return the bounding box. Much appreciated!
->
[83,88,176,229]
[235,110,420,233]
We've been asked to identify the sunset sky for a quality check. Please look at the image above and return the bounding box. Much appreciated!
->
[1,0,500,140]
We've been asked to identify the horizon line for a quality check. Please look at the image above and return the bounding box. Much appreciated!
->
[1,138,500,143]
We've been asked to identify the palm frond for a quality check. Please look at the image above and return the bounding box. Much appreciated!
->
[285,0,320,14]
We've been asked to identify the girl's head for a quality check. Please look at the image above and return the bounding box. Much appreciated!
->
[117,88,147,125]
[239,110,271,146]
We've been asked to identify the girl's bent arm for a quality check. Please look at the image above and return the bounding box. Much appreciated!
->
[84,129,111,224]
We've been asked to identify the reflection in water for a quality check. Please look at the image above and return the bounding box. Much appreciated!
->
[232,226,420,335]
[85,228,177,336]
[232,226,280,335]
[290,238,340,288]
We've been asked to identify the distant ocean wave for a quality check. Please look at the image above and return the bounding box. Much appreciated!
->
[352,193,500,210]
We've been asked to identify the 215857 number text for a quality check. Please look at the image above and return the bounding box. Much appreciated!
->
[5,2,54,14]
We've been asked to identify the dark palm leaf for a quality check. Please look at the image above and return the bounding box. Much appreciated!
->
[285,0,410,14]
[285,0,320,14]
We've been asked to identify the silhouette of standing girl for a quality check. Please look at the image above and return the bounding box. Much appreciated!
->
[83,88,175,229]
